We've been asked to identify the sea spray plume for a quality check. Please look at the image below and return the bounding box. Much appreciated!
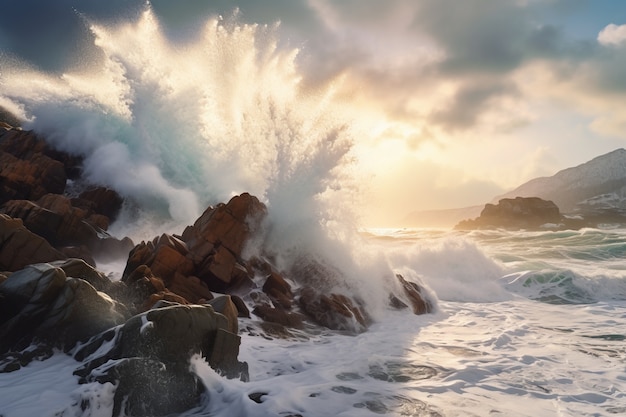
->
[0,6,434,317]
[0,7,348,225]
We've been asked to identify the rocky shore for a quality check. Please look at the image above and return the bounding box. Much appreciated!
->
[455,196,626,231]
[0,122,432,415]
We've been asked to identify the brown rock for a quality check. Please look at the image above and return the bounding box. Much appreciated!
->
[262,271,293,309]
[252,304,303,328]
[75,187,123,220]
[182,193,266,289]
[396,274,433,315]
[142,291,190,311]
[119,194,266,308]
[0,128,82,179]
[456,197,562,230]
[0,152,66,204]
[123,242,156,277]
[202,245,239,287]
[150,241,194,283]
[168,273,213,304]
[183,193,266,255]
[90,236,135,262]
[0,214,66,271]
[1,196,98,248]
[0,128,83,205]
[298,286,370,333]
[228,294,250,318]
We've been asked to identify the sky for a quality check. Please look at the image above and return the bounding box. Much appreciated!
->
[1,0,626,226]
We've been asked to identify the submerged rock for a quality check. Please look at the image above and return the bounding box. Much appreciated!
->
[298,286,370,333]
[395,274,433,315]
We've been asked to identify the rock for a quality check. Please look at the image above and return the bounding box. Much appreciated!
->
[181,193,266,290]
[298,286,370,333]
[58,246,96,267]
[1,195,132,263]
[0,151,66,204]
[0,344,54,373]
[262,271,293,309]
[50,258,113,292]
[2,197,96,247]
[183,193,267,256]
[455,197,562,230]
[73,187,123,220]
[0,214,67,271]
[142,291,189,311]
[0,263,128,353]
[91,235,135,261]
[206,295,240,334]
[86,356,204,417]
[0,128,82,180]
[0,128,86,206]
[121,265,171,312]
[121,193,266,305]
[395,274,433,315]
[167,272,214,304]
[229,294,251,318]
[252,304,303,328]
[73,304,248,416]
[122,235,212,304]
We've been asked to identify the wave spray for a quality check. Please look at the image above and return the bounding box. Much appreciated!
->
[0,6,425,315]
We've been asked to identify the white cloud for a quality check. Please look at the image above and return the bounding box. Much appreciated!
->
[598,23,626,46]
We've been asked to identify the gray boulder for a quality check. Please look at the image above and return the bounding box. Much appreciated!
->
[0,262,128,354]
[73,303,248,416]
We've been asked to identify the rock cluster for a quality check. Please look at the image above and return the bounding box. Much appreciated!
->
[0,122,434,416]
[0,126,132,266]
[455,197,562,230]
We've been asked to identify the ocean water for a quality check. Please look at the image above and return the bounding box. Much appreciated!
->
[2,6,626,416]
[2,227,626,417]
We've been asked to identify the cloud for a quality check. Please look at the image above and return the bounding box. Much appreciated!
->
[297,0,606,136]
[5,0,626,145]
[598,23,626,46]
[431,81,520,131]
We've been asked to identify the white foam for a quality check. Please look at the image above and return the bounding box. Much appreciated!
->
[0,351,81,417]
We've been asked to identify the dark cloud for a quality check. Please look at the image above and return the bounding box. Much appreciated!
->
[432,81,518,130]
[3,0,626,136]
[0,0,147,71]
[412,0,530,75]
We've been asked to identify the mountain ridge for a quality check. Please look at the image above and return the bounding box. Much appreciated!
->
[404,148,626,227]
[495,148,626,212]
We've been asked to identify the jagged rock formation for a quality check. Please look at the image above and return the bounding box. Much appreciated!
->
[0,122,435,415]
[0,126,133,265]
[0,214,67,270]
